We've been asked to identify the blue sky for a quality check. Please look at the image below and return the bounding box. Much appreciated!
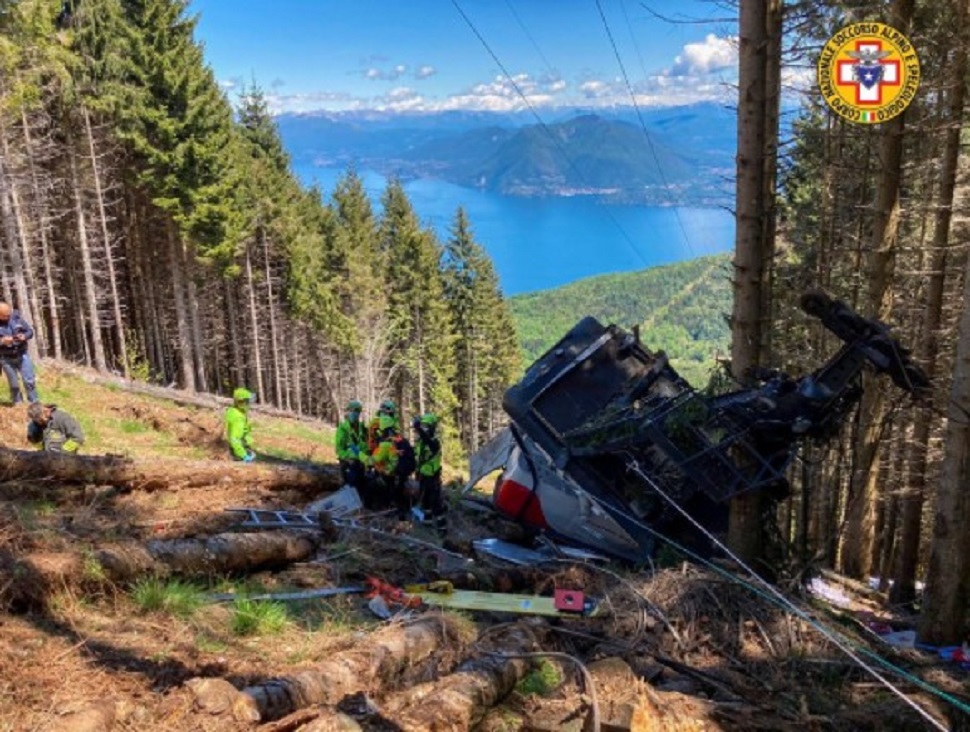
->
[190,0,742,114]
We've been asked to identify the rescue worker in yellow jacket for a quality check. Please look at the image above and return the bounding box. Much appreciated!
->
[225,387,256,462]
[335,399,368,489]
[413,413,446,534]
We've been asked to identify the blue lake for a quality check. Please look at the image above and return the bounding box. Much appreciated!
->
[293,162,735,296]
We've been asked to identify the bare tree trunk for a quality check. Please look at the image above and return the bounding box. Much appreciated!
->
[168,223,196,391]
[893,2,967,604]
[68,146,108,371]
[83,107,128,376]
[841,0,915,579]
[919,252,970,644]
[728,0,781,566]
[0,157,35,335]
[262,228,282,406]
[0,119,43,361]
[18,107,61,359]
[184,248,207,392]
[224,278,243,389]
[244,243,265,398]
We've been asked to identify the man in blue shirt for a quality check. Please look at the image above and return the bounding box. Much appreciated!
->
[0,302,37,405]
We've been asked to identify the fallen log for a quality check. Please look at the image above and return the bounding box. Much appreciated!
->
[382,622,544,731]
[0,446,340,493]
[0,532,322,609]
[95,531,323,582]
[55,359,326,424]
[187,614,471,722]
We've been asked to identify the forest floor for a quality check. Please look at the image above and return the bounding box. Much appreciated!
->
[0,361,966,732]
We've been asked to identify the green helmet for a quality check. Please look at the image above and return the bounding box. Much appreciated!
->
[346,399,363,413]
[233,387,255,403]
[379,399,396,415]
[420,413,438,427]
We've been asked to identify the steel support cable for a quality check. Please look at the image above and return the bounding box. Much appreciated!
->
[611,458,966,728]
[449,0,652,269]
[594,0,696,258]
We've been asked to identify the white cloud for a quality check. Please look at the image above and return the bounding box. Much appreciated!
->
[265,91,362,115]
[668,34,737,77]
[415,65,436,80]
[363,64,408,81]
[579,80,610,98]
[386,86,418,101]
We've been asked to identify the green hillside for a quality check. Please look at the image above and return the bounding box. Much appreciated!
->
[510,254,732,386]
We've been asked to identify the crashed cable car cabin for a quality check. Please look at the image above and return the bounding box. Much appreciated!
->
[472,291,929,564]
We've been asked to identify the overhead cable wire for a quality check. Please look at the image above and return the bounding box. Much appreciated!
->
[449,0,652,269]
[502,0,557,77]
[595,0,696,258]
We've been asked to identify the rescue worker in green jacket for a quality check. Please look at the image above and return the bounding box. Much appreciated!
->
[226,387,256,462]
[26,402,84,453]
[413,413,446,534]
[335,399,368,489]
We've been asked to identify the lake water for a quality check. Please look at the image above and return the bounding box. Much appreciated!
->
[293,162,735,296]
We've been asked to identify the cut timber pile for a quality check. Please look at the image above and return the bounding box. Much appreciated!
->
[187,614,473,722]
[0,446,340,492]
[382,622,544,730]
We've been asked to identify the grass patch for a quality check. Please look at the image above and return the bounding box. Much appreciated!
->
[15,499,59,530]
[194,633,229,653]
[131,578,205,618]
[82,552,106,582]
[515,658,562,697]
[119,419,150,434]
[230,599,290,636]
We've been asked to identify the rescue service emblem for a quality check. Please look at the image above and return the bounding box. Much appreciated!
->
[817,22,920,124]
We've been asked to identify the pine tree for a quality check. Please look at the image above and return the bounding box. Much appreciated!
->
[443,207,520,454]
[380,179,460,457]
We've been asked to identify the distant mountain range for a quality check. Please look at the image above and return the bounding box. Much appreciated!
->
[276,103,736,206]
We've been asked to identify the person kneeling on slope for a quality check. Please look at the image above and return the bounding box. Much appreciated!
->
[27,403,84,453]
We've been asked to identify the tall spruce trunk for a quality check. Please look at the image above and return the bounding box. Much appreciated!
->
[728,0,781,565]
[244,244,265,398]
[892,4,967,603]
[919,246,970,644]
[841,0,915,579]
[67,146,108,372]
[19,108,62,359]
[0,120,42,361]
[184,247,207,392]
[224,278,243,388]
[167,223,196,391]
[0,165,35,336]
[261,228,282,406]
[83,107,128,376]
